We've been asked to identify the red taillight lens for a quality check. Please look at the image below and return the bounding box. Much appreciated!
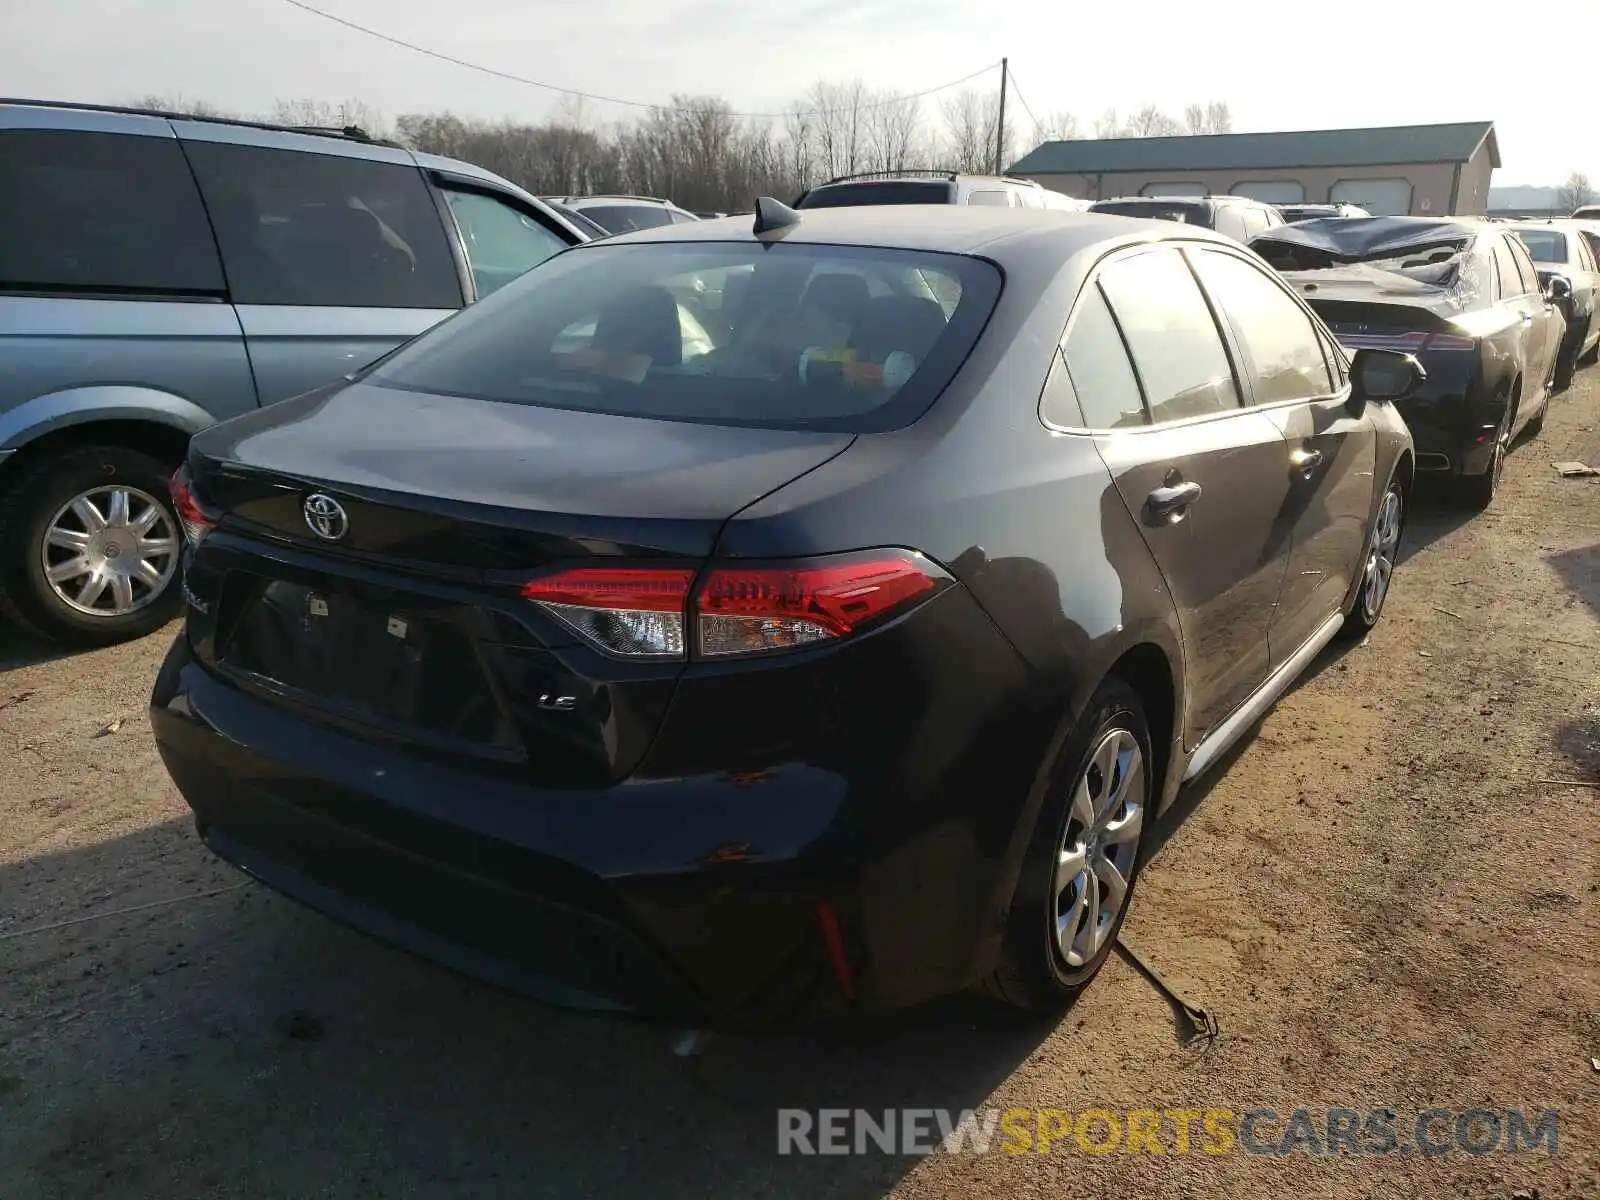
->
[696,552,944,658]
[169,468,215,546]
[1427,334,1477,351]
[521,567,694,658]
[520,551,947,661]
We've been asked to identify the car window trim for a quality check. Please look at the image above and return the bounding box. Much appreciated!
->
[1183,243,1345,409]
[1042,239,1259,436]
[429,172,581,302]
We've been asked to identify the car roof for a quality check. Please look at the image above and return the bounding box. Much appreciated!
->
[568,205,1237,264]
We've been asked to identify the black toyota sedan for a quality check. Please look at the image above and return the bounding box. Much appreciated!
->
[1252,216,1563,508]
[152,204,1417,1032]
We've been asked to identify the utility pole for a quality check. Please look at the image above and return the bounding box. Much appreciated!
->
[994,57,1009,175]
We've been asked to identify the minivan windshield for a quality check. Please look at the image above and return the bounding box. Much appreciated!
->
[368,241,1002,433]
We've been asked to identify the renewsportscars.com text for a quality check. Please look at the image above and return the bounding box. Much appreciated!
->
[777,1106,1559,1157]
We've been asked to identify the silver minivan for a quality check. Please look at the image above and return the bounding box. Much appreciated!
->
[0,99,587,644]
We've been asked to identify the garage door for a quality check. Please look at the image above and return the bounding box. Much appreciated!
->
[1330,179,1413,216]
[1231,181,1304,204]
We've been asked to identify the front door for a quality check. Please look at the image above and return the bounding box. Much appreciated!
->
[1079,246,1296,747]
[1186,245,1378,661]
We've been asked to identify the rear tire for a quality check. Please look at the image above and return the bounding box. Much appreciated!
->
[1340,473,1403,640]
[1581,339,1599,368]
[1459,402,1510,511]
[982,678,1153,1013]
[0,445,183,646]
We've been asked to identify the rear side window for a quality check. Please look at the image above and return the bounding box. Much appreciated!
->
[1491,238,1522,299]
[368,241,1001,433]
[1061,284,1145,428]
[1505,235,1540,295]
[797,182,953,208]
[184,141,459,308]
[1090,201,1206,225]
[0,129,223,293]
[967,190,1013,206]
[1188,248,1333,403]
[1097,247,1240,423]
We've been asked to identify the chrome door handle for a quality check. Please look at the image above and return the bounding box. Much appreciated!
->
[1291,447,1324,476]
[1146,480,1202,519]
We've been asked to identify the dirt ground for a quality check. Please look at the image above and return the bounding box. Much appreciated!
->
[2,376,1598,1200]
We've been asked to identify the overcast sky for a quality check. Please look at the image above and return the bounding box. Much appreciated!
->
[4,0,1593,186]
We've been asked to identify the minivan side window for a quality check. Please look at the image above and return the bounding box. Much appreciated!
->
[0,129,223,294]
[443,188,570,298]
[1097,247,1241,423]
[184,141,461,309]
[967,190,1013,206]
[1188,248,1333,403]
[1060,283,1146,428]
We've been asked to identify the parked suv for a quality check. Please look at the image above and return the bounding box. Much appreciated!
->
[548,195,701,234]
[1089,194,1286,242]
[0,98,587,645]
[794,170,1090,211]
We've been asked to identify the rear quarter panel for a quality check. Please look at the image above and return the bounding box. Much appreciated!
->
[0,296,258,449]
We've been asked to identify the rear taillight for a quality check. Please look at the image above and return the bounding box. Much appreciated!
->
[169,468,216,546]
[520,550,948,661]
[1335,328,1474,353]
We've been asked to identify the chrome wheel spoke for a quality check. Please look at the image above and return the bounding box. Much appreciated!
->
[137,536,177,559]
[1091,851,1129,918]
[1056,844,1089,898]
[105,488,130,528]
[131,504,164,535]
[133,559,165,590]
[1057,878,1090,959]
[47,526,92,552]
[1069,774,1096,833]
[71,496,107,532]
[1102,805,1143,846]
[47,557,91,584]
[76,573,110,608]
[1079,872,1103,957]
[110,574,134,611]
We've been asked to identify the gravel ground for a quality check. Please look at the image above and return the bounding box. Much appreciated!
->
[2,375,1598,1199]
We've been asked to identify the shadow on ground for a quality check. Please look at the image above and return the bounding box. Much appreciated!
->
[0,623,77,672]
[0,818,1062,1199]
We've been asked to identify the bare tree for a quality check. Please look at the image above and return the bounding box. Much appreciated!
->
[940,89,1009,173]
[127,93,234,118]
[1183,101,1233,135]
[806,80,870,178]
[270,96,386,136]
[1094,108,1123,139]
[1557,172,1595,212]
[1123,105,1182,137]
[1033,110,1082,142]
[864,91,924,174]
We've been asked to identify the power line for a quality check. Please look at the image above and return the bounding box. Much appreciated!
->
[277,0,1000,120]
[1005,66,1041,131]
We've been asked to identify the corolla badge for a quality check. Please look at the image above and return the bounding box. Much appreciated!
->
[302,493,349,541]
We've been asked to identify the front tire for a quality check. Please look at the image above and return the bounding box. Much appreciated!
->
[0,445,183,645]
[982,678,1153,1013]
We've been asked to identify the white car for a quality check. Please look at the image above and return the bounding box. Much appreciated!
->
[795,171,1090,211]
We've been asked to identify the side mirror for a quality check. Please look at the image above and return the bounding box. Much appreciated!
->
[1545,275,1573,302]
[1348,347,1426,411]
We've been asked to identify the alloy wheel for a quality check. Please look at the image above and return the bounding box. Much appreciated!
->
[39,485,179,617]
[1054,727,1145,968]
[1360,486,1403,622]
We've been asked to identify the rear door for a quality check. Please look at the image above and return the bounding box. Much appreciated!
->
[1073,244,1294,747]
[0,112,257,433]
[1188,244,1376,661]
[179,128,464,404]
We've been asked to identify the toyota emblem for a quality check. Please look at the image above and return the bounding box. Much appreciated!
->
[302,493,349,541]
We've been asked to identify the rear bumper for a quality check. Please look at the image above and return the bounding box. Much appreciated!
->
[1395,368,1506,479]
[151,585,1040,1030]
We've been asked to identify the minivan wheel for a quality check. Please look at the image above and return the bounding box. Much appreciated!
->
[982,678,1152,1013]
[0,445,183,645]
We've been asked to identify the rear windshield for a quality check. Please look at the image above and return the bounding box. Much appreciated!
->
[577,204,675,233]
[367,241,1001,433]
[1090,201,1207,225]
[797,181,954,208]
[1512,229,1567,263]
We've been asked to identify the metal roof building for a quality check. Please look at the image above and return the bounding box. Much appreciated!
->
[1009,122,1500,217]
